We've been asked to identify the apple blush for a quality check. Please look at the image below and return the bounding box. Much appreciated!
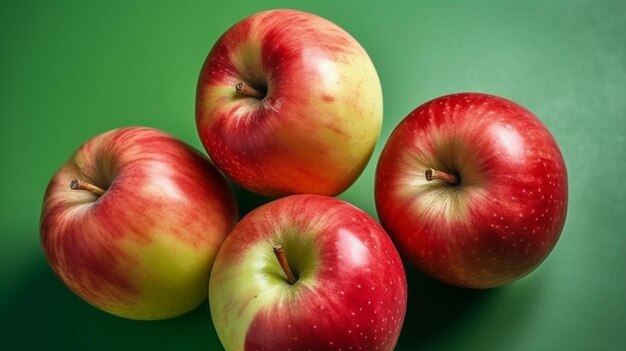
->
[208,195,407,351]
[375,93,568,288]
[40,127,237,320]
[196,9,383,197]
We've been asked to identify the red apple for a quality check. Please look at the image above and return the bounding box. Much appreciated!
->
[375,93,568,288]
[40,127,237,319]
[196,9,383,197]
[209,195,407,350]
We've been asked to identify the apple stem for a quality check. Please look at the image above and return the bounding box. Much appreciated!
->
[235,82,265,99]
[273,245,297,285]
[70,178,106,196]
[425,168,460,185]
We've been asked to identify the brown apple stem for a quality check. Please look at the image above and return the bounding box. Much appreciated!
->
[425,168,460,185]
[273,245,297,285]
[235,82,265,99]
[70,178,105,196]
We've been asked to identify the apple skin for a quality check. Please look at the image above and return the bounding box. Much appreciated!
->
[209,195,407,351]
[196,9,383,197]
[40,127,237,320]
[375,93,568,289]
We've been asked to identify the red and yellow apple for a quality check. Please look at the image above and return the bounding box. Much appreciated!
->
[375,93,568,288]
[209,195,407,350]
[196,9,383,197]
[40,127,237,319]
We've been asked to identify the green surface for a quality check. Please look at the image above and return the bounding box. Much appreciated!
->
[1,0,625,350]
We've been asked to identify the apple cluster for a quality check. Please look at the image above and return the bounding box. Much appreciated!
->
[40,8,567,351]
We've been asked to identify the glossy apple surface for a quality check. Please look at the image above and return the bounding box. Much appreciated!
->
[40,127,237,319]
[196,9,383,197]
[375,93,568,288]
[209,195,407,350]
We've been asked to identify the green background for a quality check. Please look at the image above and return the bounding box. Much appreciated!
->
[1,0,624,350]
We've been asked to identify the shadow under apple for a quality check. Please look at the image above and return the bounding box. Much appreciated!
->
[1,251,222,350]
[395,263,499,350]
[395,261,544,350]
[231,182,273,219]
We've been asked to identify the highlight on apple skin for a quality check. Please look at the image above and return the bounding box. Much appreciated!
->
[40,127,238,320]
[375,93,568,289]
[196,9,383,197]
[209,194,407,351]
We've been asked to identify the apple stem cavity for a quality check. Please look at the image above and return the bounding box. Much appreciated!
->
[425,168,460,185]
[70,178,106,196]
[273,245,297,285]
[235,82,265,99]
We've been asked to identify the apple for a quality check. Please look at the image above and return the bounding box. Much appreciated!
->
[209,194,407,350]
[375,93,568,288]
[196,9,383,197]
[40,127,237,319]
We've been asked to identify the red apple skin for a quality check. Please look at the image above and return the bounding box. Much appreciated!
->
[375,93,568,289]
[40,127,237,319]
[209,195,407,351]
[196,9,383,197]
